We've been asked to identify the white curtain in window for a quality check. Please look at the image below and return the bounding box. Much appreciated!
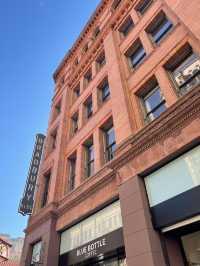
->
[145,146,200,207]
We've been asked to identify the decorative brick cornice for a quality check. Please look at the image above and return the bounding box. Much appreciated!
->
[25,202,58,233]
[68,38,104,90]
[111,85,200,170]
[41,149,55,173]
[57,166,116,217]
[53,0,110,81]
[25,166,116,233]
[53,0,136,85]
[67,0,136,91]
[25,86,200,233]
[111,0,135,30]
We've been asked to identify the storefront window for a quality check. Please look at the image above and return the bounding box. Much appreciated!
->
[60,201,122,255]
[181,231,200,266]
[119,258,127,266]
[31,241,42,265]
[145,145,200,207]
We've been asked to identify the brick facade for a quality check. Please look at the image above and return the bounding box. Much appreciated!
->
[20,0,200,265]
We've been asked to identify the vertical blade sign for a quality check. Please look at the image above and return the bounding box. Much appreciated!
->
[18,134,46,216]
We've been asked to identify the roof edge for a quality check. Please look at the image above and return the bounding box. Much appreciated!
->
[53,0,108,81]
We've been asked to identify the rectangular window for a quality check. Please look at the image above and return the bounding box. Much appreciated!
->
[181,231,200,266]
[126,40,146,69]
[104,126,116,162]
[31,241,42,265]
[83,43,89,54]
[96,52,106,71]
[85,140,94,178]
[145,145,200,207]
[119,16,134,37]
[68,157,76,192]
[84,96,93,119]
[41,173,50,208]
[53,100,61,121]
[112,0,122,10]
[84,69,92,88]
[71,112,78,135]
[146,12,173,44]
[141,80,166,122]
[51,130,57,150]
[74,85,80,100]
[93,27,100,39]
[60,201,122,254]
[165,44,200,95]
[99,79,110,102]
[135,0,153,15]
[55,101,61,115]
[74,58,79,66]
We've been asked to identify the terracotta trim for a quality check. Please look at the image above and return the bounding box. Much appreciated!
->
[54,0,135,83]
[111,85,200,169]
[26,85,200,232]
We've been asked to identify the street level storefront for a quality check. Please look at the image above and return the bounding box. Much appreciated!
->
[59,201,126,266]
[144,144,200,265]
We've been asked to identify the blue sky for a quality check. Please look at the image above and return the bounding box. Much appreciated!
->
[0,0,100,238]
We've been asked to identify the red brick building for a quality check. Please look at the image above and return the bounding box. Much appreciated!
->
[0,238,19,266]
[20,0,200,265]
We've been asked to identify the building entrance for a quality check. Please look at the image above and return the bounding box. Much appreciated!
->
[70,252,126,266]
[181,230,200,266]
[93,257,126,266]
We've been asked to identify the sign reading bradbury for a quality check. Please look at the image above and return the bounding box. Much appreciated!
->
[18,134,45,216]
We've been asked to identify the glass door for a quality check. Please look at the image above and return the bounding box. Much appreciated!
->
[181,231,200,266]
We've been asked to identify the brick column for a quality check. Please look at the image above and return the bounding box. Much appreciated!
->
[92,87,99,114]
[45,217,60,266]
[93,128,104,172]
[130,8,140,24]
[80,76,85,93]
[20,233,32,266]
[92,60,97,78]
[155,67,177,107]
[119,176,166,266]
[164,0,200,41]
[79,102,85,128]
[76,145,84,186]
[47,89,68,203]
[139,31,154,55]
[104,31,133,144]
[20,216,59,266]
[164,235,185,266]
